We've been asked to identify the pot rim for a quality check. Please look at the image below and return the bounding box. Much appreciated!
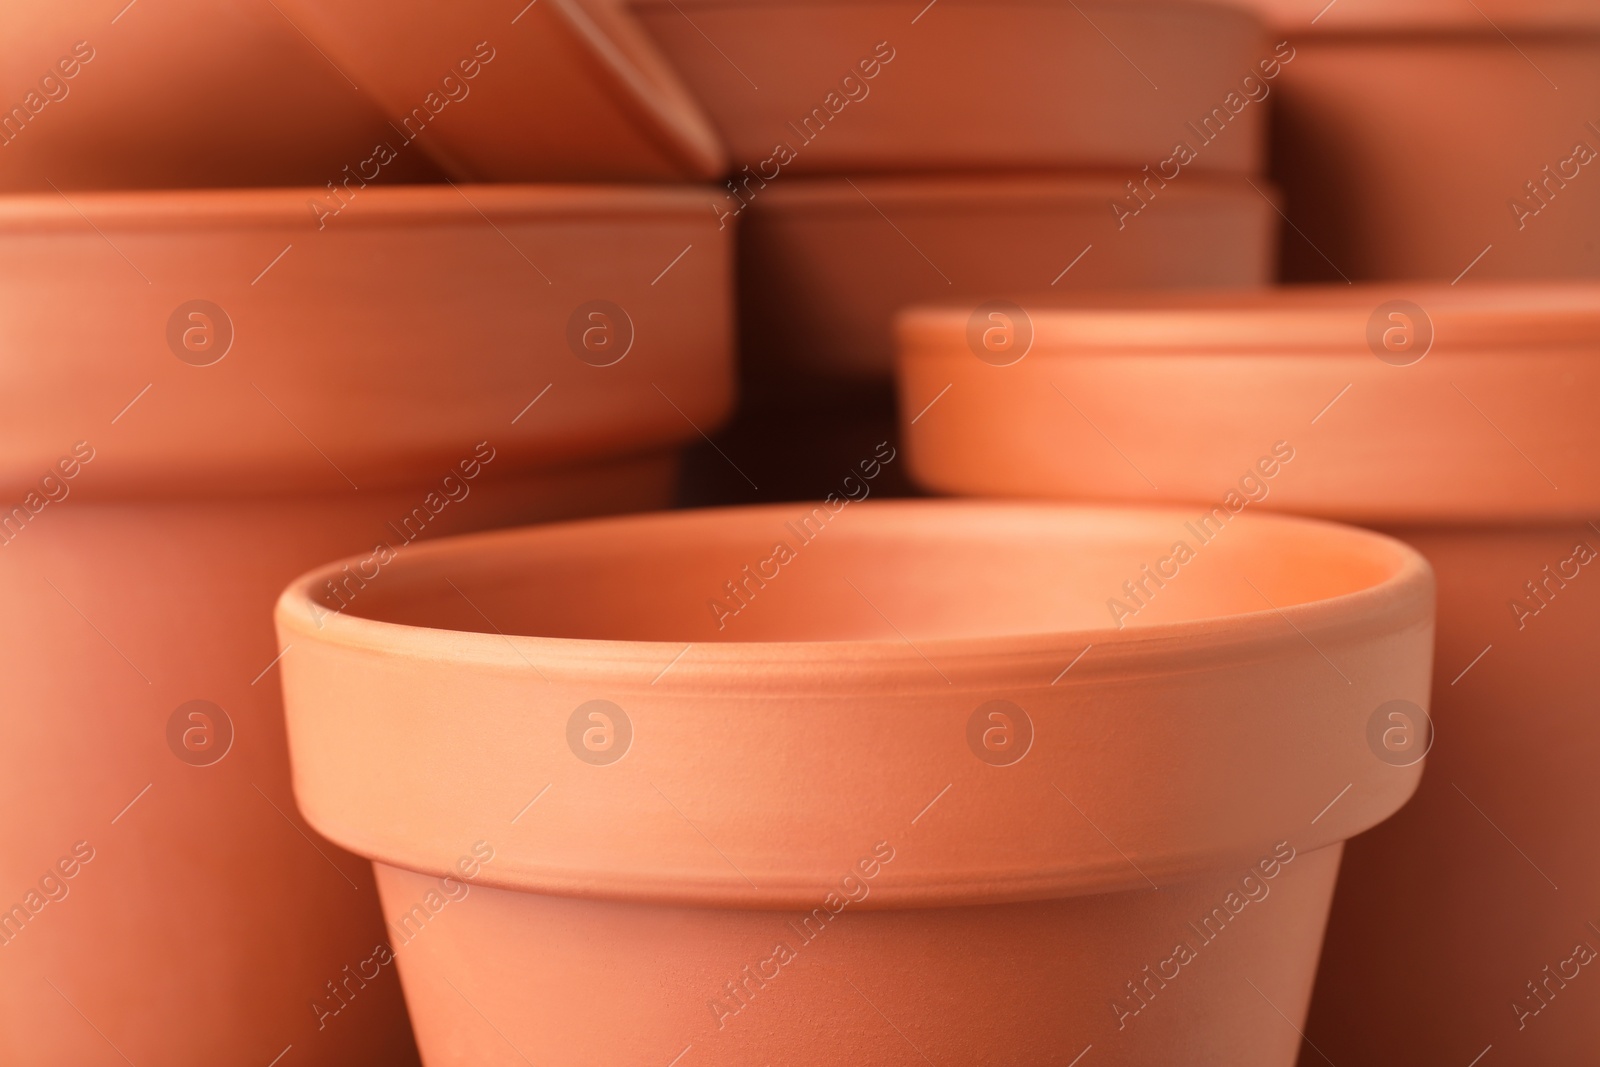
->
[0,182,721,232]
[277,499,1432,690]
[898,281,1600,354]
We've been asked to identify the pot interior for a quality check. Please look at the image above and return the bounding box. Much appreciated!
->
[320,502,1410,644]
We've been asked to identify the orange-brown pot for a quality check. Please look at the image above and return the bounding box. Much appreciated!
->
[0,0,443,190]
[896,282,1600,1066]
[737,173,1277,389]
[268,0,725,182]
[276,500,1434,1066]
[0,185,732,1065]
[1260,20,1600,283]
[630,0,1270,177]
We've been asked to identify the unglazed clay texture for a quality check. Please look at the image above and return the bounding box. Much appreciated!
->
[0,183,732,1065]
[896,281,1600,1066]
[4,1,1587,1063]
[275,501,1434,1066]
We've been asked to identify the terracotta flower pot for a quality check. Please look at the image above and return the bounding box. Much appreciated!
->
[0,0,443,190]
[0,185,732,1065]
[896,282,1600,1065]
[736,173,1277,389]
[276,500,1433,1067]
[1257,21,1600,282]
[629,0,1270,177]
[268,0,724,182]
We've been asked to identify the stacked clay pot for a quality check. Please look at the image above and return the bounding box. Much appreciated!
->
[0,0,443,190]
[629,0,1285,391]
[0,187,731,1063]
[276,500,1434,1067]
[265,0,726,183]
[1,3,737,1062]
[896,282,1600,1066]
[1233,0,1600,282]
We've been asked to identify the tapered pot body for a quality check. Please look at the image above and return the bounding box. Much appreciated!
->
[276,500,1434,1066]
[372,846,1343,1067]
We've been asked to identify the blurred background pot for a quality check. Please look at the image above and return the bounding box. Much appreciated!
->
[630,0,1268,176]
[0,0,443,190]
[269,0,725,181]
[737,173,1278,391]
[896,282,1600,1066]
[1236,0,1600,282]
[276,500,1433,1066]
[0,184,732,1065]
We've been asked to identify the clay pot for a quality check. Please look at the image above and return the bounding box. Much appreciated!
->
[0,0,443,190]
[736,173,1277,389]
[276,500,1433,1066]
[0,185,732,1065]
[268,0,724,182]
[1261,27,1600,282]
[896,282,1600,1066]
[630,0,1269,176]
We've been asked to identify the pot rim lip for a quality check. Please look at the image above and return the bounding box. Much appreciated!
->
[276,499,1433,688]
[897,281,1600,353]
[0,182,719,231]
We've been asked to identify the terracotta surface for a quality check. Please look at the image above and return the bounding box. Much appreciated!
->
[895,283,1600,1066]
[0,0,443,190]
[276,500,1434,1065]
[0,184,734,494]
[631,0,1270,176]
[1235,0,1600,32]
[897,283,1599,523]
[0,459,677,1067]
[270,0,725,182]
[0,185,732,1065]
[738,173,1277,389]
[1269,37,1600,282]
